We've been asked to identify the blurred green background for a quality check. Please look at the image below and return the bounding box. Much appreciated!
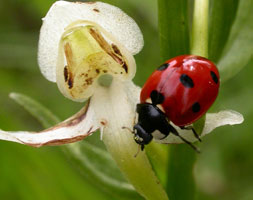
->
[0,0,252,200]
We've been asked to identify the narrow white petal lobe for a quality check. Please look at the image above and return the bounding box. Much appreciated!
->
[0,101,99,147]
[155,110,244,144]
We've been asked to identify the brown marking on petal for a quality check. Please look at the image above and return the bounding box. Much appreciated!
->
[103,70,108,73]
[67,100,91,126]
[64,66,69,82]
[68,73,74,89]
[112,44,122,56]
[85,78,93,85]
[100,119,107,126]
[80,73,89,77]
[42,100,90,133]
[96,69,100,74]
[89,28,124,65]
[20,100,98,147]
[64,43,74,67]
[110,52,124,65]
[62,43,74,89]
[122,62,128,73]
[24,126,96,147]
[93,8,100,12]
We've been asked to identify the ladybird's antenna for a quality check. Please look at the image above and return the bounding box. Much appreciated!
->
[134,145,141,158]
[122,126,135,134]
[122,112,137,134]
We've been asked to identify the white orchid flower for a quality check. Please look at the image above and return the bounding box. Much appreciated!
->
[0,1,243,199]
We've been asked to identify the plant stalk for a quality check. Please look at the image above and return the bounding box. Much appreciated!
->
[158,0,209,199]
[191,0,209,57]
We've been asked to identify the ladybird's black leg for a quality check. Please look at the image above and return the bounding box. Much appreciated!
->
[180,126,202,142]
[191,127,202,142]
[141,144,145,151]
[170,125,200,153]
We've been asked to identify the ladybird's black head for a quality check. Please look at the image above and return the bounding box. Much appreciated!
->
[133,123,153,150]
[133,134,145,151]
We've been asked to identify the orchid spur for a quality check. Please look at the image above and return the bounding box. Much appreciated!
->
[0,1,244,200]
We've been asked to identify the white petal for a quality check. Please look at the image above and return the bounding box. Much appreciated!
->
[202,110,244,136]
[38,1,143,82]
[56,25,136,102]
[156,110,244,144]
[88,81,168,200]
[0,101,99,147]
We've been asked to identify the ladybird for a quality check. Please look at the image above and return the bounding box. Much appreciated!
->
[133,55,220,151]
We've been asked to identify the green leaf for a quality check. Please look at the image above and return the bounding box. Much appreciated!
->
[64,140,141,200]
[10,92,141,199]
[158,0,190,61]
[217,0,253,82]
[208,0,239,62]
[9,92,60,128]
[0,32,38,71]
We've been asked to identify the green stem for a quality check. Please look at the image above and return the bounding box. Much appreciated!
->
[166,145,197,200]
[158,0,209,199]
[191,0,209,57]
[158,0,190,59]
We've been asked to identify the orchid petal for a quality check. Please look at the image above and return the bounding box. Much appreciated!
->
[89,80,169,200]
[155,110,244,144]
[38,1,143,82]
[0,100,99,147]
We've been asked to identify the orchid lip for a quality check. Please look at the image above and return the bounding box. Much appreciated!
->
[56,21,136,102]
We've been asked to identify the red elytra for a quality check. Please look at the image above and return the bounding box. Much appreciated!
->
[140,55,220,126]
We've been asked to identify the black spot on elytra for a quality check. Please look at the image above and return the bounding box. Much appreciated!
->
[210,71,218,84]
[180,74,194,88]
[150,90,165,105]
[192,102,200,113]
[157,63,169,71]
